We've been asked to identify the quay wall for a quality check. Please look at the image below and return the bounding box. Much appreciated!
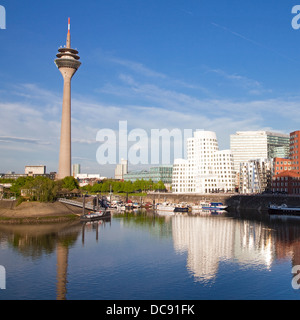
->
[127,193,300,212]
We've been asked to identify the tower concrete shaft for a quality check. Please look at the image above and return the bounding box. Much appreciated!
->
[55,18,81,180]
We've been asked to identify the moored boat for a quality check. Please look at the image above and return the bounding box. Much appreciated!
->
[81,209,111,221]
[174,203,191,213]
[156,202,176,212]
[201,202,228,210]
[268,204,300,216]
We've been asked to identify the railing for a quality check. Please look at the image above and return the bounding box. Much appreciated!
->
[58,198,94,210]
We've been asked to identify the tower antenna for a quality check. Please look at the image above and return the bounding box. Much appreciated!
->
[66,18,71,48]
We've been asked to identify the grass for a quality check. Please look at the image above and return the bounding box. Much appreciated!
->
[0,214,79,224]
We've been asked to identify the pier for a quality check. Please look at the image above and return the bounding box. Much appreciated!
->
[58,195,104,212]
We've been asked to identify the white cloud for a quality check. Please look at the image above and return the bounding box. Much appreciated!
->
[109,57,167,79]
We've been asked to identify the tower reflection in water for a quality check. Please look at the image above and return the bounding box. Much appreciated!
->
[1,213,300,298]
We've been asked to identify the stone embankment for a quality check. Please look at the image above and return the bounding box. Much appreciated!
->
[129,193,300,212]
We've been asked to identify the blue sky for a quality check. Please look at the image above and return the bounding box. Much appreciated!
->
[1,0,300,177]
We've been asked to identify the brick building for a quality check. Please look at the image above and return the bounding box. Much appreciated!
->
[290,130,300,174]
[273,157,292,176]
[271,171,300,194]
[272,131,300,194]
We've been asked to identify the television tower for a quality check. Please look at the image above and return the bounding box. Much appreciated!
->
[55,18,81,179]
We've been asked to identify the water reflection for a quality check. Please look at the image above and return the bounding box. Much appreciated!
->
[117,210,172,239]
[81,218,111,245]
[1,211,300,299]
[171,212,300,284]
[0,222,82,300]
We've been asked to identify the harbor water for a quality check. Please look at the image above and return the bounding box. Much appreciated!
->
[0,210,300,300]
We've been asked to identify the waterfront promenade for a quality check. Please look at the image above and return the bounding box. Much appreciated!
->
[135,193,300,212]
[0,193,299,223]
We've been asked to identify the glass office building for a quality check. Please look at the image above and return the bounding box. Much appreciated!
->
[124,165,173,184]
[230,131,289,173]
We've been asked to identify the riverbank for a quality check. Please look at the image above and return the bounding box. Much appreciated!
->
[0,200,82,224]
[130,193,300,212]
[1,193,299,223]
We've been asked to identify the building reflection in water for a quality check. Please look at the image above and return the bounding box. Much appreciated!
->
[2,212,300,297]
[171,214,300,283]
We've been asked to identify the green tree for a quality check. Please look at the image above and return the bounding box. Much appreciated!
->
[81,184,92,192]
[122,181,133,193]
[23,176,58,202]
[101,180,111,193]
[91,183,102,193]
[153,180,166,191]
[61,176,79,191]
[112,181,122,193]
[10,176,34,196]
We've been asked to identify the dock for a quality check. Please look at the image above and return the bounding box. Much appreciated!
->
[58,197,101,212]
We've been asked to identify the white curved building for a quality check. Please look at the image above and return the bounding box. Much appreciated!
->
[172,131,235,194]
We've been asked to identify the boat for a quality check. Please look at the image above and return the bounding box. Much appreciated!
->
[268,204,300,216]
[81,209,111,221]
[174,203,191,213]
[201,202,228,210]
[156,202,176,212]
[133,202,141,208]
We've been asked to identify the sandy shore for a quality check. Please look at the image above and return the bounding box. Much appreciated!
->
[0,200,83,223]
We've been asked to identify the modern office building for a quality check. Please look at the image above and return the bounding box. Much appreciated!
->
[72,164,81,177]
[238,159,272,194]
[114,159,128,180]
[230,131,289,174]
[172,131,235,194]
[290,130,300,174]
[124,165,173,184]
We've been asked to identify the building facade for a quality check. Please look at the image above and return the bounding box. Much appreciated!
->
[239,159,272,194]
[271,171,300,194]
[124,165,173,184]
[273,157,292,176]
[290,130,300,174]
[230,131,289,174]
[25,166,46,176]
[114,159,128,180]
[72,164,81,177]
[172,131,235,194]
